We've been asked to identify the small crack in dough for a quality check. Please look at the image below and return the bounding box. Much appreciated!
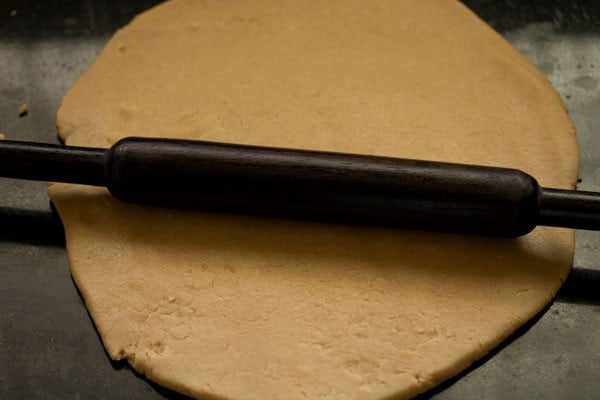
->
[50,0,578,399]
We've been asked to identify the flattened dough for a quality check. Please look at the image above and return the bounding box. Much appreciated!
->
[50,0,579,398]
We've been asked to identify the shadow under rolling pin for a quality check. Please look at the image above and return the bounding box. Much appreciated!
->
[1,137,598,237]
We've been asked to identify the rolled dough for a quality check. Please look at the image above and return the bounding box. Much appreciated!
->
[50,0,579,399]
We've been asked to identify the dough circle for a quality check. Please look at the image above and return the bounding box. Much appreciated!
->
[50,0,579,399]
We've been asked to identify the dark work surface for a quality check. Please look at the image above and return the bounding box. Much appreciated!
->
[1,1,599,399]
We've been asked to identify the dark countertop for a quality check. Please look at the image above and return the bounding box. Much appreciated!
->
[1,1,599,399]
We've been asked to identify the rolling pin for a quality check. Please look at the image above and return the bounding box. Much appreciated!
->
[1,137,599,237]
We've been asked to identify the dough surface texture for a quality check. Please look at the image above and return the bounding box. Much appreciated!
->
[50,0,579,399]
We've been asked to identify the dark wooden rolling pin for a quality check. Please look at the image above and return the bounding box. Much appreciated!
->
[1,137,599,237]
